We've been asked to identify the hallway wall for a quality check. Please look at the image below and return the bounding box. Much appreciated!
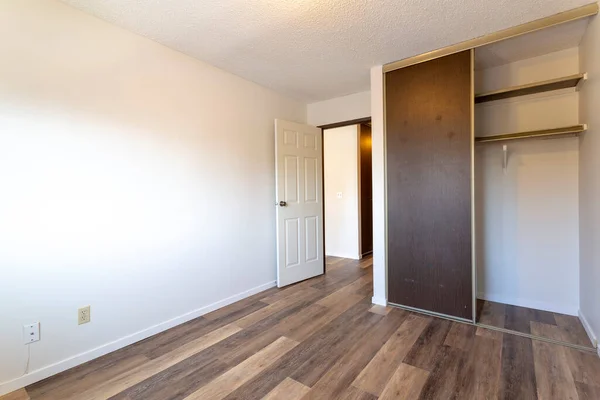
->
[324,125,361,259]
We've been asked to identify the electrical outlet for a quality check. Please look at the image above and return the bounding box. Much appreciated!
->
[78,306,91,325]
[23,322,40,344]
[336,192,343,199]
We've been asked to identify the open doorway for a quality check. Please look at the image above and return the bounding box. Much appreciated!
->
[322,121,372,262]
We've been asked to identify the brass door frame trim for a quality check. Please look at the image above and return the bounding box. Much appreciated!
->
[388,302,474,324]
[382,69,389,303]
[383,3,599,73]
[470,49,477,324]
[477,323,597,352]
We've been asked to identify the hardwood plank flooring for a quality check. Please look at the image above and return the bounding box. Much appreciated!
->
[4,256,600,400]
[499,333,538,399]
[402,318,452,371]
[369,305,391,316]
[264,378,310,400]
[300,308,408,400]
[443,321,476,351]
[555,314,596,348]
[417,344,467,399]
[337,386,378,400]
[352,314,431,396]
[530,322,580,400]
[183,337,298,400]
[378,363,429,400]
[79,324,242,399]
[576,381,600,400]
[477,299,594,348]
[456,334,503,398]
[0,390,29,400]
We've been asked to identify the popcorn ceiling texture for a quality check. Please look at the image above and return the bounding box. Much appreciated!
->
[62,0,592,101]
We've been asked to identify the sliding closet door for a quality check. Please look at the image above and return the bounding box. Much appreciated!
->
[386,50,473,320]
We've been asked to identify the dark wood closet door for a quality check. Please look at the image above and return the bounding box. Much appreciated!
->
[360,123,373,255]
[386,50,473,320]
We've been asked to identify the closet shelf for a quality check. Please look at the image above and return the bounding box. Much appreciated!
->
[475,124,587,143]
[475,73,587,104]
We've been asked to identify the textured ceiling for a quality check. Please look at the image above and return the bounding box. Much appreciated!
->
[61,0,593,102]
[475,18,590,70]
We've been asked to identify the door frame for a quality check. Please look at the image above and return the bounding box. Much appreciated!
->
[318,117,372,272]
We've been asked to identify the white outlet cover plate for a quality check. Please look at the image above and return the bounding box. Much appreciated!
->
[23,322,40,344]
[79,305,91,325]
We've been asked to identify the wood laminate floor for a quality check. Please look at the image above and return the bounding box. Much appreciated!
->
[4,256,600,400]
[477,299,595,348]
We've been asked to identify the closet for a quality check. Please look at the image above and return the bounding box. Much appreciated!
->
[384,3,598,350]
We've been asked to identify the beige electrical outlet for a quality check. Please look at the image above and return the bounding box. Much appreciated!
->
[78,306,91,325]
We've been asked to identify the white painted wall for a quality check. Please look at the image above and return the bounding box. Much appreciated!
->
[370,66,387,306]
[579,15,600,347]
[0,0,305,394]
[324,125,360,259]
[475,48,580,315]
[307,91,371,127]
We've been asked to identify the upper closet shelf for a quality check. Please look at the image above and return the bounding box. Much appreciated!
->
[475,125,587,143]
[475,73,587,104]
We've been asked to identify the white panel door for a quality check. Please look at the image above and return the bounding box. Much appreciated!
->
[275,119,324,287]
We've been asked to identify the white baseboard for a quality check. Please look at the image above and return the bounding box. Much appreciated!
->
[0,280,276,397]
[579,309,598,349]
[371,296,387,306]
[477,292,578,316]
[325,252,361,260]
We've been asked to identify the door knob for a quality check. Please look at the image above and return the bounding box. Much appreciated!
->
[279,201,287,207]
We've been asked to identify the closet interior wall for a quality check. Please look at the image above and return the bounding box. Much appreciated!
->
[474,47,581,317]
[579,8,600,352]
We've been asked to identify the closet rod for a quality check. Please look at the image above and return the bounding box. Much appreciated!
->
[475,124,587,143]
[475,73,587,103]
